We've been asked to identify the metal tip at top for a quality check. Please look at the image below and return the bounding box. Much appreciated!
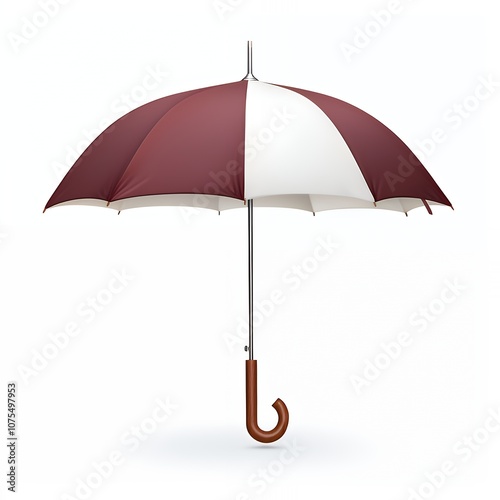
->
[243,40,258,81]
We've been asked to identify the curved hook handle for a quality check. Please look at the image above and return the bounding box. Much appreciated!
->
[246,360,289,443]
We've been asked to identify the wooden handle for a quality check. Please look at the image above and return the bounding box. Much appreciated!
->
[246,360,289,443]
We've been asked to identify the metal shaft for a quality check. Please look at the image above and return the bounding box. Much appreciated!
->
[243,41,257,81]
[248,199,254,360]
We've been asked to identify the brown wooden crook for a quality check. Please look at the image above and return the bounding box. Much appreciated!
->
[245,360,289,443]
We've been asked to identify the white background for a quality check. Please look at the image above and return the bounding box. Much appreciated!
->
[1,0,499,499]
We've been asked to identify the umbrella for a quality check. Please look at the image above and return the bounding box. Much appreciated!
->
[45,42,453,443]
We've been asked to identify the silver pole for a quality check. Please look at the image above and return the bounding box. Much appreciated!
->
[248,199,254,360]
[247,41,253,78]
[245,41,256,359]
[243,41,258,81]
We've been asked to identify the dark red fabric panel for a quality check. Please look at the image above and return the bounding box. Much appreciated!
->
[45,81,247,209]
[110,81,247,202]
[45,86,208,209]
[278,85,452,207]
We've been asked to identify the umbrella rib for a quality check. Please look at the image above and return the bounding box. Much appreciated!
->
[307,194,315,214]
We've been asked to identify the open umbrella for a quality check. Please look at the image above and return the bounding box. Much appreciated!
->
[45,42,452,443]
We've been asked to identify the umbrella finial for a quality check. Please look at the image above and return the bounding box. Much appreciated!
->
[243,41,258,81]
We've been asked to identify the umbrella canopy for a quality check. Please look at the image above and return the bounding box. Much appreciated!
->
[44,81,451,215]
[45,42,452,444]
